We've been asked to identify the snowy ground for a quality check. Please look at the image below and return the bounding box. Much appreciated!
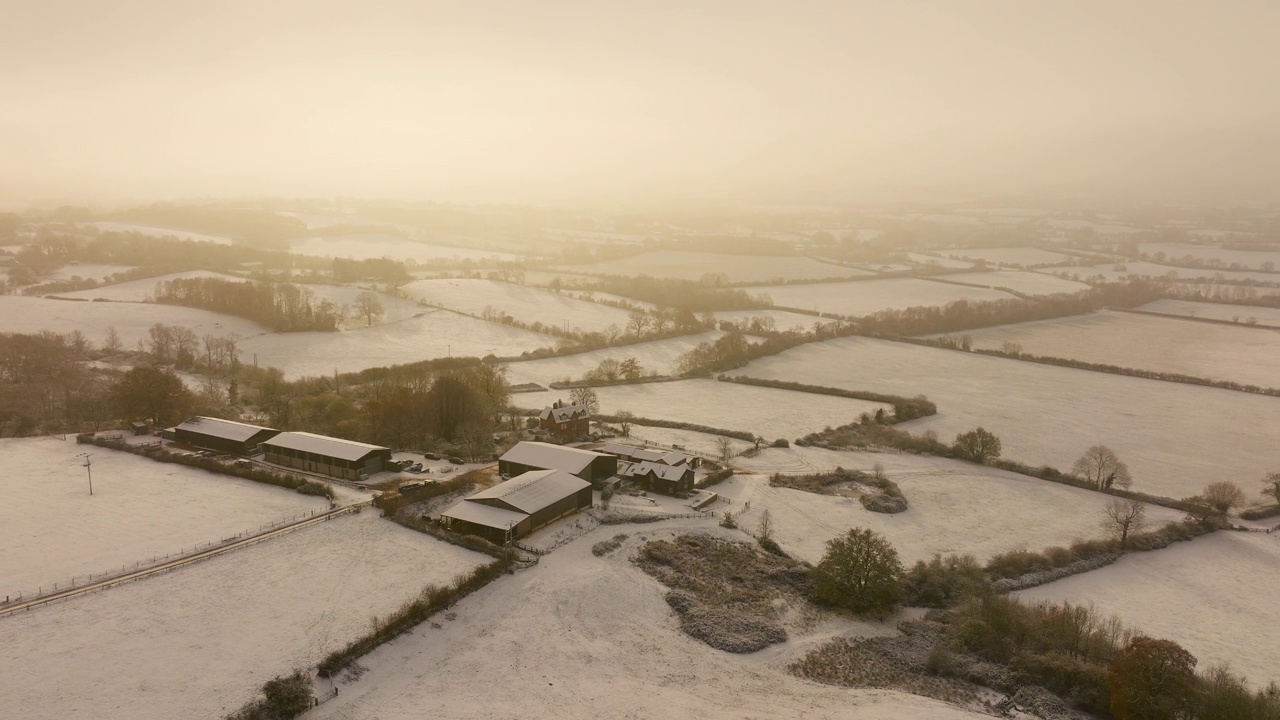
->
[239,309,556,379]
[88,221,235,245]
[290,234,517,264]
[0,296,267,348]
[731,336,1280,500]
[714,459,1181,565]
[61,270,242,301]
[402,278,632,334]
[0,511,490,720]
[906,252,975,269]
[1018,531,1280,688]
[1052,261,1280,285]
[713,308,828,332]
[1137,299,1280,328]
[302,521,991,720]
[938,247,1074,267]
[562,250,871,283]
[44,263,136,282]
[1140,242,1280,271]
[954,310,1280,389]
[936,270,1090,296]
[0,437,329,599]
[503,331,726,386]
[515,379,891,440]
[748,278,1014,317]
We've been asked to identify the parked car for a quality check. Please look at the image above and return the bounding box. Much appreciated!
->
[447,456,464,465]
[404,463,424,474]
[423,452,440,460]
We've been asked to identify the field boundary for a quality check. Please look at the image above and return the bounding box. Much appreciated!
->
[1111,305,1280,331]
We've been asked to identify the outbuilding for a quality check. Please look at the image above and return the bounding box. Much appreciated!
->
[440,469,593,545]
[173,416,280,456]
[498,441,617,486]
[622,460,695,496]
[262,431,390,481]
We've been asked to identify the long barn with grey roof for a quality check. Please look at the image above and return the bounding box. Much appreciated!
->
[173,416,279,456]
[440,469,593,545]
[498,441,617,486]
[262,431,390,481]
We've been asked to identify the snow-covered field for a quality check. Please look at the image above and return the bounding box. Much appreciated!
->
[1137,299,1280,328]
[44,263,135,282]
[905,252,974,269]
[1019,531,1280,688]
[0,437,328,598]
[515,379,890,440]
[714,459,1181,565]
[1054,261,1280,285]
[1141,242,1280,271]
[749,278,1014,317]
[88,221,235,245]
[564,250,871,283]
[503,331,726,386]
[731,337,1280,500]
[713,309,827,332]
[239,309,556,379]
[0,296,266,347]
[955,310,1280,389]
[61,270,241,301]
[939,247,1074,267]
[292,284,423,322]
[291,234,517,264]
[304,521,990,720]
[937,270,1090,296]
[402,278,632,334]
[0,511,490,720]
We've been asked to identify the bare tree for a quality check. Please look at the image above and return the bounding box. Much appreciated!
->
[104,325,122,353]
[1201,481,1244,515]
[1102,498,1147,549]
[568,386,599,415]
[354,291,385,327]
[715,435,735,466]
[1073,445,1133,490]
[616,410,634,437]
[757,508,774,544]
[1263,472,1280,506]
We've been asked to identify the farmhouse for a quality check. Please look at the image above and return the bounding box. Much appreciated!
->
[498,441,617,486]
[440,469,593,545]
[538,399,591,441]
[173,416,280,456]
[262,431,390,481]
[622,461,695,496]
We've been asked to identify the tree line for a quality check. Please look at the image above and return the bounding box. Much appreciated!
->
[153,277,341,331]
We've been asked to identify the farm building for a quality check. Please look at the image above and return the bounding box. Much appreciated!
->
[440,469,593,545]
[262,432,390,481]
[622,461,695,496]
[498,441,617,486]
[600,442,700,468]
[538,399,591,441]
[173,416,280,456]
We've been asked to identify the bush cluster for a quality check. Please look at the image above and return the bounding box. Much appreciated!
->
[984,520,1214,583]
[225,671,313,720]
[695,468,735,489]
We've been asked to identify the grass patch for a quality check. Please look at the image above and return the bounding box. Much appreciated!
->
[592,533,629,557]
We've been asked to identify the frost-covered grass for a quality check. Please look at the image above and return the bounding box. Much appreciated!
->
[938,247,1074,267]
[291,234,518,263]
[239,308,555,379]
[87,221,235,245]
[747,278,1013,317]
[61,270,242,301]
[1018,531,1280,687]
[955,310,1280,389]
[715,459,1181,565]
[1140,242,1280,271]
[0,511,490,720]
[563,250,871,283]
[732,336,1280,500]
[402,278,632,334]
[515,379,890,439]
[503,331,727,386]
[0,296,266,347]
[0,437,328,599]
[1137,299,1280,328]
[935,270,1090,296]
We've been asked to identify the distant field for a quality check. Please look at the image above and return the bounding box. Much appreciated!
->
[1052,261,1280,286]
[1141,242,1280,271]
[0,296,266,347]
[732,336,1280,500]
[905,252,974,269]
[515,379,890,440]
[937,270,1089,296]
[239,308,556,379]
[1137,299,1280,328]
[62,270,241,301]
[1019,531,1280,688]
[402,278,632,334]
[564,250,870,283]
[44,263,135,282]
[954,310,1280,389]
[712,308,826,332]
[0,437,327,598]
[88,221,235,245]
[748,277,1013,317]
[503,330,726,386]
[0,511,489,720]
[939,247,1074,267]
[291,234,518,263]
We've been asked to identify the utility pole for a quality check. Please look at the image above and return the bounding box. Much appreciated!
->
[78,453,94,495]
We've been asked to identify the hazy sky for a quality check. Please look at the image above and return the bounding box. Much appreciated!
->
[2,0,1278,205]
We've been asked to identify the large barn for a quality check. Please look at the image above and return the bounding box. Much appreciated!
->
[498,441,617,486]
[173,416,280,456]
[440,469,593,545]
[262,432,390,481]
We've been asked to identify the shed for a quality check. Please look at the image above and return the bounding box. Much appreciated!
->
[173,416,279,456]
[262,431,390,481]
[498,441,617,486]
[440,469,593,544]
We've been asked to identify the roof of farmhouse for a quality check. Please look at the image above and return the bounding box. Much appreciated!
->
[500,441,605,474]
[175,416,277,443]
[262,431,388,462]
[439,500,529,531]
[622,461,687,481]
[539,400,591,423]
[469,469,591,515]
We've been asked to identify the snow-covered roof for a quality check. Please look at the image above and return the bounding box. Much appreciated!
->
[500,441,605,474]
[440,500,528,530]
[262,431,388,462]
[174,416,277,443]
[469,470,591,515]
[539,402,590,423]
[658,451,688,466]
[622,461,689,482]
